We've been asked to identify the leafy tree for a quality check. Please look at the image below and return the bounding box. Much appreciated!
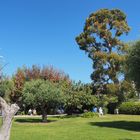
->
[126,41,140,92]
[22,65,70,83]
[64,81,97,114]
[106,80,137,101]
[23,80,64,122]
[10,68,25,103]
[11,65,70,112]
[76,9,130,94]
[13,65,70,84]
[0,77,14,101]
[41,66,70,82]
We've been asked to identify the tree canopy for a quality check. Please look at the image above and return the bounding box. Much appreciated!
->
[126,41,140,91]
[76,9,130,94]
[23,79,64,122]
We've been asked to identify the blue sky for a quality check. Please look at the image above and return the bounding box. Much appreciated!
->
[0,0,140,83]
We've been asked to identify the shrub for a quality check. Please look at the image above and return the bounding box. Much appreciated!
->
[119,102,140,115]
[103,107,108,115]
[82,112,98,118]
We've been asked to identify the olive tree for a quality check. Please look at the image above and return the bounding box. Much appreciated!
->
[23,79,64,122]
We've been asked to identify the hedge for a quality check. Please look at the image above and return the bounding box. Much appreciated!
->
[82,112,99,118]
[119,102,140,115]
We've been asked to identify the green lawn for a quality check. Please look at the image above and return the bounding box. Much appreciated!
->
[1,115,140,140]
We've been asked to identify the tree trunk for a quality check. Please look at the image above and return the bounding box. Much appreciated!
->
[42,110,47,122]
[0,97,19,140]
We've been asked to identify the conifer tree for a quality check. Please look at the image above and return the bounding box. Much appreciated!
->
[76,9,130,94]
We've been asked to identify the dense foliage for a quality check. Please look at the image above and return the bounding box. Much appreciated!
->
[119,102,140,115]
[126,41,140,92]
[0,78,14,102]
[64,82,96,114]
[82,112,98,118]
[23,80,64,122]
[10,65,70,105]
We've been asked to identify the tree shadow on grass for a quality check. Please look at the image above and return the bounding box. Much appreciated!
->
[15,118,57,123]
[89,121,140,132]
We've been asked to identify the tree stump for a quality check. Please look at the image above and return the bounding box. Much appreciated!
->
[0,97,19,140]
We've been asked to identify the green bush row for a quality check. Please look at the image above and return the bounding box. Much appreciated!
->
[82,112,99,118]
[119,102,140,115]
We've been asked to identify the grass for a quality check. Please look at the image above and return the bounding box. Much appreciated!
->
[0,115,140,140]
